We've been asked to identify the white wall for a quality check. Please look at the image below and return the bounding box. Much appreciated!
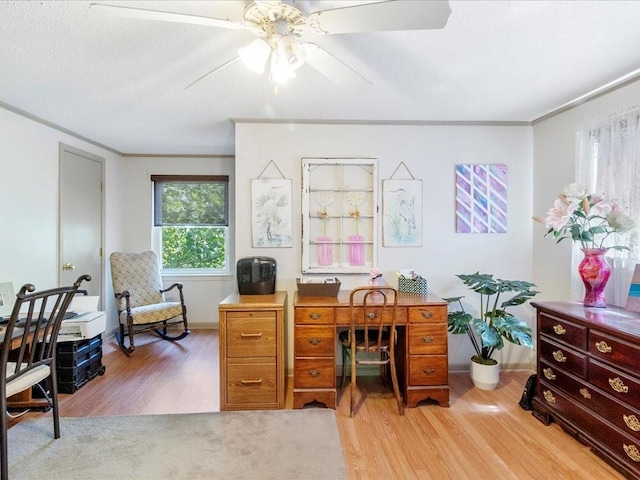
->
[0,107,123,331]
[235,122,535,372]
[532,80,640,302]
[120,156,237,326]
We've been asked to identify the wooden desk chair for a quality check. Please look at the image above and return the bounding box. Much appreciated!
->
[110,251,189,355]
[0,274,90,480]
[342,286,405,417]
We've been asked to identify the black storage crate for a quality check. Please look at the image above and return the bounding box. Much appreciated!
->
[57,334,105,394]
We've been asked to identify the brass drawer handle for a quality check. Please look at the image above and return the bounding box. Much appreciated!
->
[595,341,612,353]
[240,378,262,385]
[308,337,321,345]
[579,388,591,399]
[309,369,321,378]
[423,368,436,375]
[543,368,556,380]
[240,332,263,339]
[624,414,640,432]
[553,324,566,335]
[609,377,629,393]
[543,390,556,403]
[309,313,321,320]
[552,350,567,363]
[422,336,434,344]
[420,310,433,319]
[366,312,378,320]
[623,444,640,462]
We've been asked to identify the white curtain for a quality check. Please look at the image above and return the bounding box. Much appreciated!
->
[574,106,640,306]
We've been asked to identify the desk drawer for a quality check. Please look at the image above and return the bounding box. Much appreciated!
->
[295,325,334,357]
[408,324,447,355]
[226,317,276,358]
[335,306,406,326]
[226,364,277,405]
[295,307,334,325]
[295,358,335,388]
[408,306,446,324]
[408,355,448,385]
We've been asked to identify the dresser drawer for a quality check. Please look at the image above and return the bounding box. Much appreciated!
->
[408,306,446,324]
[408,324,447,355]
[295,307,334,325]
[408,355,448,386]
[539,336,588,378]
[589,359,640,411]
[295,325,334,357]
[295,358,335,388]
[590,330,640,375]
[226,364,277,405]
[539,312,587,350]
[226,317,276,358]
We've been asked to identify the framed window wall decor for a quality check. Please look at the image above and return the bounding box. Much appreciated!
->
[301,158,378,273]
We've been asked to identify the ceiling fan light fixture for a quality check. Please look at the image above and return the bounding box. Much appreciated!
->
[270,51,297,84]
[238,38,271,74]
[275,35,306,71]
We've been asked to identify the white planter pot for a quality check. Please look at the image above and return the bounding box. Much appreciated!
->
[470,359,500,390]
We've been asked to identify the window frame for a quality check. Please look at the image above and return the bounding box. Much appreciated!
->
[151,174,231,276]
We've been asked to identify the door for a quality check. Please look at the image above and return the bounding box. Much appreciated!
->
[59,144,103,306]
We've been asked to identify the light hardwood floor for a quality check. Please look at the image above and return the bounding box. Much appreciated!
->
[16,330,626,479]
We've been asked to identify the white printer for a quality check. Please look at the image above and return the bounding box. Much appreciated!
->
[58,296,106,342]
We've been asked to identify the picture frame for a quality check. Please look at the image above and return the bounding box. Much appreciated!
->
[455,163,508,233]
[382,178,423,247]
[625,264,640,313]
[251,178,293,248]
[0,282,15,319]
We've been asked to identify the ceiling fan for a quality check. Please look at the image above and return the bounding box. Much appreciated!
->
[90,1,451,91]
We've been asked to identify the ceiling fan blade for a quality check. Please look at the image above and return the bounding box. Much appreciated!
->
[307,0,451,34]
[89,3,257,32]
[303,44,372,92]
[185,57,241,90]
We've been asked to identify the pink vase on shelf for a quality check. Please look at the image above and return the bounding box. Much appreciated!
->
[578,248,611,308]
[348,234,365,266]
[317,235,333,266]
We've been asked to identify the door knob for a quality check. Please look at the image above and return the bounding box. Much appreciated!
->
[63,262,76,270]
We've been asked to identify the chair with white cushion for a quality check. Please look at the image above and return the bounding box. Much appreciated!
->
[0,274,90,480]
[109,251,189,355]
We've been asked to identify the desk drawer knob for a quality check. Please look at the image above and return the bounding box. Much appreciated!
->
[309,313,321,320]
[420,310,433,319]
[543,368,556,380]
[240,332,263,339]
[366,312,378,320]
[308,337,321,345]
[240,378,262,386]
[609,377,629,394]
[579,388,591,399]
[423,368,436,375]
[309,369,321,378]
[595,341,612,353]
[552,350,567,363]
[623,444,640,462]
[422,336,434,344]
[543,390,556,404]
[624,414,640,432]
[552,324,566,335]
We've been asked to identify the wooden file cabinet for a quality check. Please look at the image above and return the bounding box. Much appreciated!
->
[293,292,449,409]
[218,292,287,411]
[532,302,640,479]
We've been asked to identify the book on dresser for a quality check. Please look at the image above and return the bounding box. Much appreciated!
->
[531,301,640,479]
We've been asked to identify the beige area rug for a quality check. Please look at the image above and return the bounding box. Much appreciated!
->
[8,410,347,480]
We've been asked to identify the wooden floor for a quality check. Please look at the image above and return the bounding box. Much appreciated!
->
[15,330,626,479]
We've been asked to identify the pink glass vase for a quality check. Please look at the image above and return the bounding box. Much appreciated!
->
[317,235,333,266]
[578,248,611,308]
[348,234,365,266]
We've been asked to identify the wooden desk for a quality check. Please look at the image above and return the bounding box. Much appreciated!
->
[293,292,449,409]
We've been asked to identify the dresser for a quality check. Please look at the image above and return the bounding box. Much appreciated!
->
[218,292,287,411]
[532,302,640,479]
[293,292,449,410]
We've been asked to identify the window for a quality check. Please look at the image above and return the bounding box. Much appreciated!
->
[152,175,229,274]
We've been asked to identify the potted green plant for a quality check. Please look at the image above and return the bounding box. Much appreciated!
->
[444,272,539,390]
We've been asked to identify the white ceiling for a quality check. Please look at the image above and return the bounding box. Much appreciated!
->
[2,0,640,155]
